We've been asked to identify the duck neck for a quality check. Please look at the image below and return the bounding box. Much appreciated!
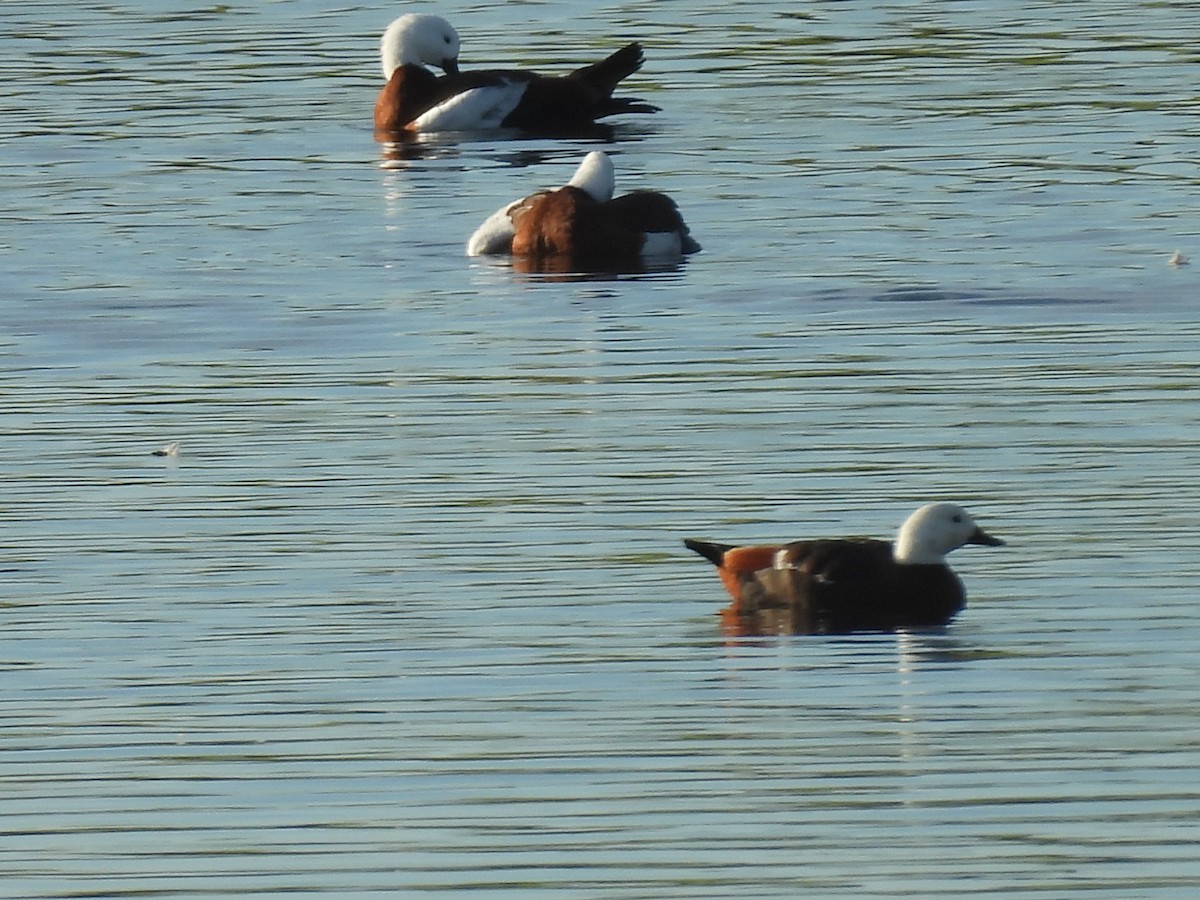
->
[892,530,947,566]
[381,25,417,79]
[567,153,616,203]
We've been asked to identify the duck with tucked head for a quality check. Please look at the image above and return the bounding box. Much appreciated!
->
[374,14,658,137]
[684,502,1004,635]
[467,151,699,273]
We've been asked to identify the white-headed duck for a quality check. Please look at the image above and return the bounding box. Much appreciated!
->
[467,151,699,273]
[374,14,658,137]
[685,503,1004,635]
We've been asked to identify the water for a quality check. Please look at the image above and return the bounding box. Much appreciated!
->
[2,1,1199,896]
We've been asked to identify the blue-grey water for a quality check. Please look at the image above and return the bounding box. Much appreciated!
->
[3,1,1200,897]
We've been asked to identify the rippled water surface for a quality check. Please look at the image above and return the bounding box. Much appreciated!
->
[3,1,1200,896]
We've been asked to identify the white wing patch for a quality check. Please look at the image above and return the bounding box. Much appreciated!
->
[412,82,528,132]
[466,200,521,256]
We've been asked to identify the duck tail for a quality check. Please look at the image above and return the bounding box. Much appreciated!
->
[683,538,734,567]
[571,42,645,95]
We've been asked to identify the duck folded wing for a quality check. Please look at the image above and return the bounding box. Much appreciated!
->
[742,539,966,633]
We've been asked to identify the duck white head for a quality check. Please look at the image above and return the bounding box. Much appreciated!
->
[380,14,461,79]
[893,502,1004,565]
[566,151,616,203]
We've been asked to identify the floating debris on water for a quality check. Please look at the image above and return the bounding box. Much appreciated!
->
[151,441,180,458]
[1168,250,1189,267]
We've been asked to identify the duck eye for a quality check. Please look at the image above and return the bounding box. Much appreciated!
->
[952,514,963,523]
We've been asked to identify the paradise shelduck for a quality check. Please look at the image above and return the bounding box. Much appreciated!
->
[466,151,700,272]
[684,503,1004,635]
[374,14,659,137]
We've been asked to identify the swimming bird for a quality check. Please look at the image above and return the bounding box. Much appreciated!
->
[374,14,658,136]
[466,151,699,272]
[684,502,1004,634]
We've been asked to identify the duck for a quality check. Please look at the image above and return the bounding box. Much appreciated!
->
[684,502,1004,635]
[466,151,699,272]
[374,14,659,137]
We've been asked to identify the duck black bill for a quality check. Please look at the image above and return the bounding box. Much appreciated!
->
[968,527,1005,547]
